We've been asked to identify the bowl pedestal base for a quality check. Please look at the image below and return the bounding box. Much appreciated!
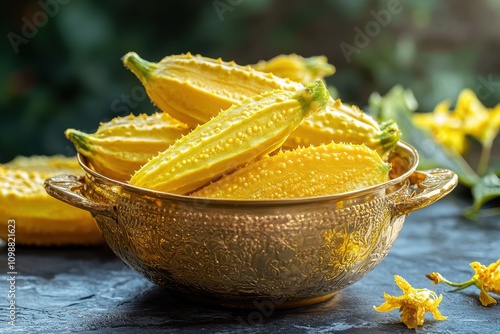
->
[176,291,338,310]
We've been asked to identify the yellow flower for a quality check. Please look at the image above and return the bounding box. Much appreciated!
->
[471,259,500,306]
[426,259,500,307]
[412,89,500,156]
[412,101,468,154]
[374,275,447,329]
[454,89,489,141]
[425,272,444,285]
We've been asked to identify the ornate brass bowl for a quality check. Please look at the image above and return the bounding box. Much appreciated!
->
[44,142,457,309]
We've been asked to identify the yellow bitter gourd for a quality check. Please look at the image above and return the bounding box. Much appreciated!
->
[0,155,103,246]
[128,80,329,194]
[122,52,400,157]
[65,112,190,182]
[193,143,391,200]
[122,51,300,127]
[282,99,401,158]
[252,53,336,83]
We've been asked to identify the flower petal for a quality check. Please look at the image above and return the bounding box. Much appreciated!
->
[394,275,413,294]
[373,294,403,312]
[479,288,498,306]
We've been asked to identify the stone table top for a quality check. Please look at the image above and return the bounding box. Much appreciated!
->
[1,195,499,333]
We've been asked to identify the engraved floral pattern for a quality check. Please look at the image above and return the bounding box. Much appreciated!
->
[44,143,455,308]
[83,173,410,306]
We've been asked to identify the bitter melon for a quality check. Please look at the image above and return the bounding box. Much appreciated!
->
[122,52,400,157]
[0,155,103,246]
[65,112,190,182]
[193,143,391,199]
[252,53,336,83]
[122,51,301,127]
[283,99,401,157]
[128,80,329,194]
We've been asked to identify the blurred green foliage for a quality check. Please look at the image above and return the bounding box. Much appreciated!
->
[1,0,500,163]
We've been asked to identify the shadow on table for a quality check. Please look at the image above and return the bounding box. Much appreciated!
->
[84,283,415,333]
[83,283,347,331]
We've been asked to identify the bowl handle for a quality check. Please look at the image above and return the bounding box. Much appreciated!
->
[393,168,458,216]
[44,174,116,218]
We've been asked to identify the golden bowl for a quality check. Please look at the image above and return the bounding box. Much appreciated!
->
[44,141,457,309]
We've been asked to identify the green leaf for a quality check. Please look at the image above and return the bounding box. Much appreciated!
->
[367,85,479,187]
[471,173,500,213]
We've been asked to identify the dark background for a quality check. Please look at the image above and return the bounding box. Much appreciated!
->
[2,0,500,163]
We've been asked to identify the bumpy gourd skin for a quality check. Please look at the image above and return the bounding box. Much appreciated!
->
[122,52,400,158]
[0,155,103,246]
[123,51,300,127]
[252,53,336,84]
[283,99,401,158]
[65,112,190,182]
[128,80,329,194]
[193,143,391,199]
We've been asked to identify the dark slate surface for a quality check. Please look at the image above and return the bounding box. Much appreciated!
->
[1,195,499,334]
